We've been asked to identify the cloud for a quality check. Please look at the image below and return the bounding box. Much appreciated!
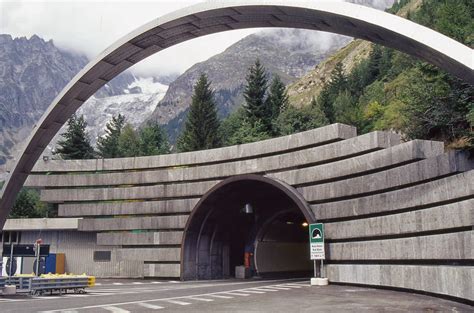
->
[0,0,394,77]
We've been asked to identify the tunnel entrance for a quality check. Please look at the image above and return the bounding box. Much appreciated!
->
[181,175,315,280]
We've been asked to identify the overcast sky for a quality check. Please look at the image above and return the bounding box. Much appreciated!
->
[0,0,393,77]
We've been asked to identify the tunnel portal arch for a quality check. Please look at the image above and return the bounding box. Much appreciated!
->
[181,174,314,280]
[1,0,473,226]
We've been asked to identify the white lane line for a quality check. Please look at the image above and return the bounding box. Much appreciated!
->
[165,299,191,306]
[62,311,78,313]
[112,283,123,285]
[252,287,279,292]
[151,282,162,284]
[280,284,303,288]
[266,286,291,290]
[102,306,130,313]
[241,289,266,294]
[95,283,102,286]
[285,283,308,287]
[210,294,233,299]
[132,282,143,285]
[188,296,214,302]
[137,302,164,310]
[168,281,179,283]
[221,292,250,296]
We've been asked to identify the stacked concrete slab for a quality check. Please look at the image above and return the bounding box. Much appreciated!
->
[25,124,473,301]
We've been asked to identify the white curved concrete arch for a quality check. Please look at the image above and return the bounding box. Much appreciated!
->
[0,0,473,227]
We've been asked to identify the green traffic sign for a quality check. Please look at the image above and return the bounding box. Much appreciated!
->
[309,223,324,243]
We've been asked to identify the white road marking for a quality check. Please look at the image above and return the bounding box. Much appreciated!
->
[265,286,291,290]
[37,278,305,312]
[221,292,250,296]
[102,306,130,313]
[241,289,266,294]
[165,299,191,306]
[95,283,102,286]
[210,294,233,299]
[112,283,123,285]
[151,282,162,284]
[188,296,214,302]
[168,281,179,283]
[132,282,143,285]
[252,287,279,292]
[136,302,164,310]
[281,284,303,288]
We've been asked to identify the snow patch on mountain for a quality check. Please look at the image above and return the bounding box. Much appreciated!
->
[78,76,168,145]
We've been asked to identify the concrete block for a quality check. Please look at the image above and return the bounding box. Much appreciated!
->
[59,199,198,217]
[97,231,183,246]
[326,264,473,301]
[327,231,472,260]
[79,215,188,231]
[235,266,251,279]
[144,263,180,278]
[40,180,218,202]
[116,247,181,262]
[31,124,356,173]
[325,199,473,240]
[270,140,444,186]
[312,171,474,220]
[301,152,467,203]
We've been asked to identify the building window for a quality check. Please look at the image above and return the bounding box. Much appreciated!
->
[93,251,111,262]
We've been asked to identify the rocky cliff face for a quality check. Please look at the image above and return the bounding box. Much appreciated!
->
[0,34,153,166]
[147,29,351,140]
[287,0,416,107]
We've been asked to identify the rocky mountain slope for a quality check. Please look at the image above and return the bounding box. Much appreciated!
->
[287,0,418,106]
[147,29,351,140]
[0,34,166,170]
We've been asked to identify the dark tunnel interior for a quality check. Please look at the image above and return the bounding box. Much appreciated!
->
[181,177,312,280]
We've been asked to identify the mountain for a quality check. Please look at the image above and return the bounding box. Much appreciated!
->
[147,29,351,141]
[287,0,416,106]
[64,77,168,147]
[0,34,167,170]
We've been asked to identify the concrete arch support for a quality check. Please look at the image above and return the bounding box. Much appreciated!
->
[1,0,473,225]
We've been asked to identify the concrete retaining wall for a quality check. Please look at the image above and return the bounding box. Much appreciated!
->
[24,124,473,300]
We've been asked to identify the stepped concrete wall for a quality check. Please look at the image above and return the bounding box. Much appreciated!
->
[25,124,473,301]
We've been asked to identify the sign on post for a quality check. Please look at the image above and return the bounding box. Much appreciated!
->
[309,223,325,260]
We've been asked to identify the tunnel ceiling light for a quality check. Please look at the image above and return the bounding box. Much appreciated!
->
[302,222,309,227]
[242,203,254,214]
[286,221,295,225]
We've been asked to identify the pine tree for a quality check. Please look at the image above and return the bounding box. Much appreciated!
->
[177,74,221,152]
[117,124,140,157]
[139,121,170,156]
[265,75,289,134]
[96,114,125,158]
[55,114,94,159]
[243,59,268,126]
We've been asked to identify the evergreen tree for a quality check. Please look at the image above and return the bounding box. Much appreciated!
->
[317,62,348,123]
[9,189,48,218]
[55,114,94,159]
[139,121,171,156]
[117,124,140,157]
[96,114,125,158]
[243,59,268,126]
[266,75,289,134]
[177,74,221,152]
[275,97,329,135]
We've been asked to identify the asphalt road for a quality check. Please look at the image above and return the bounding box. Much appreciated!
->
[0,278,471,312]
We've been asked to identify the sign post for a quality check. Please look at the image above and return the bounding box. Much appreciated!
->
[309,223,328,286]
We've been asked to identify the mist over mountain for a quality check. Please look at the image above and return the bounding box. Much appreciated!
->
[147,29,352,142]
